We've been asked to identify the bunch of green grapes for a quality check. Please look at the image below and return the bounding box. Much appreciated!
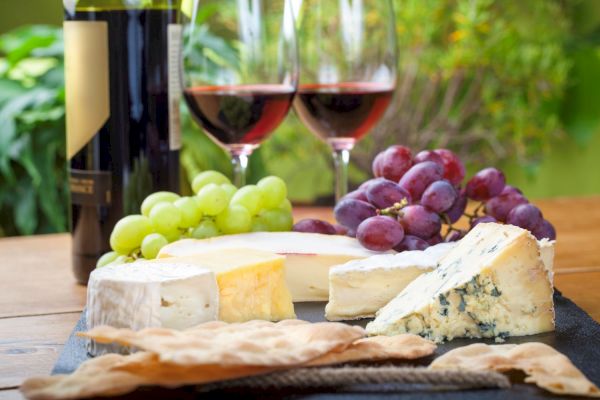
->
[97,172,292,268]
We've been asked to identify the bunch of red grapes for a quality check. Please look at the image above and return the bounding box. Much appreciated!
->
[293,146,556,252]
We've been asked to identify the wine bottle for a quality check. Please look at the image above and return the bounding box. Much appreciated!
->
[63,0,182,284]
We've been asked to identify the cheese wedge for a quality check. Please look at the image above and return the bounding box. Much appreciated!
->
[154,248,295,322]
[87,261,219,355]
[366,223,555,342]
[539,238,555,283]
[325,242,456,321]
[159,232,383,301]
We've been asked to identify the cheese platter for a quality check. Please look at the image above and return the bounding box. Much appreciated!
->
[20,146,600,399]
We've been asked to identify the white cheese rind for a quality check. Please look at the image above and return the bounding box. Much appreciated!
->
[366,223,555,343]
[325,243,456,321]
[158,232,385,301]
[87,261,219,354]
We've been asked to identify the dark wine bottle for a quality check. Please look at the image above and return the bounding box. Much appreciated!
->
[63,0,182,284]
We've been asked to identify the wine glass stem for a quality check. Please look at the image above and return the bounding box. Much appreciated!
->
[231,151,249,187]
[332,148,351,203]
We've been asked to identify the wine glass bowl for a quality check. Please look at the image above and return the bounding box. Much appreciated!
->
[182,0,298,186]
[294,0,397,201]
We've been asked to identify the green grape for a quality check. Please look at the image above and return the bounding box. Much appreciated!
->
[163,229,183,243]
[221,183,238,203]
[196,183,228,216]
[192,170,230,193]
[140,191,180,216]
[216,205,252,234]
[191,219,220,239]
[149,202,182,234]
[257,176,287,209]
[141,233,169,259]
[230,185,263,215]
[108,255,134,266]
[110,215,153,255]
[278,198,293,213]
[259,208,293,232]
[250,216,270,232]
[96,251,119,268]
[174,197,203,228]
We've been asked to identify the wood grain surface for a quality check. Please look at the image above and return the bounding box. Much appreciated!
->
[1,200,599,398]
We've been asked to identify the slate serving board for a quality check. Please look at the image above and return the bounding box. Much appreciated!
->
[53,291,600,399]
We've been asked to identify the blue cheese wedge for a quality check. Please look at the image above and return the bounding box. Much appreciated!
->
[87,260,219,355]
[366,223,555,343]
[325,243,456,321]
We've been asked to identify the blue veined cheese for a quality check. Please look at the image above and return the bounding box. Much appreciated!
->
[325,243,456,321]
[366,223,554,343]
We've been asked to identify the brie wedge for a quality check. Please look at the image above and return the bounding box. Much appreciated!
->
[366,223,555,343]
[87,260,219,355]
[152,248,295,322]
[159,232,383,301]
[325,242,456,321]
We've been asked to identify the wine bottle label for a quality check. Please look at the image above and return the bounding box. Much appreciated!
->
[69,169,112,206]
[168,23,183,151]
[63,21,110,160]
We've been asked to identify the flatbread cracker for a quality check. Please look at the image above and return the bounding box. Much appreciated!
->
[308,334,436,366]
[22,322,438,399]
[20,352,278,400]
[430,342,600,397]
[79,319,365,366]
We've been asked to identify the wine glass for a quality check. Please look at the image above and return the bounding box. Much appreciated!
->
[294,0,397,202]
[182,0,298,186]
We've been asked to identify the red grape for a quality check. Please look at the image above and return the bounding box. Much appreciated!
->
[399,204,442,239]
[445,188,467,223]
[532,219,556,240]
[434,149,465,185]
[427,233,443,245]
[359,177,389,191]
[394,235,429,251]
[501,185,523,196]
[343,189,369,202]
[378,145,413,181]
[366,180,411,209]
[470,215,497,229]
[421,180,458,213]
[356,216,405,252]
[413,150,444,170]
[466,167,506,201]
[398,161,443,201]
[293,219,337,235]
[506,203,543,232]
[484,192,528,222]
[445,230,466,242]
[372,152,385,177]
[334,199,377,230]
[334,224,349,236]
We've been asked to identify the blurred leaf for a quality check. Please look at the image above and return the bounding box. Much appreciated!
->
[14,184,37,235]
[560,46,600,144]
[0,26,59,66]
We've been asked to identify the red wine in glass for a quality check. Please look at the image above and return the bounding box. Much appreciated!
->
[294,82,394,142]
[184,84,295,146]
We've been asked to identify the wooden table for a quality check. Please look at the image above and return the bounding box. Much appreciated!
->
[2,200,600,400]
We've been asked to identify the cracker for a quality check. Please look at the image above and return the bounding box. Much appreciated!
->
[79,319,365,366]
[20,352,278,400]
[430,342,600,397]
[308,334,436,366]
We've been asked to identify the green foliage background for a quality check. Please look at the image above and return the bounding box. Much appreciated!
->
[1,0,600,237]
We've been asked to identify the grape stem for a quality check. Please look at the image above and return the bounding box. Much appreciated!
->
[379,198,410,218]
